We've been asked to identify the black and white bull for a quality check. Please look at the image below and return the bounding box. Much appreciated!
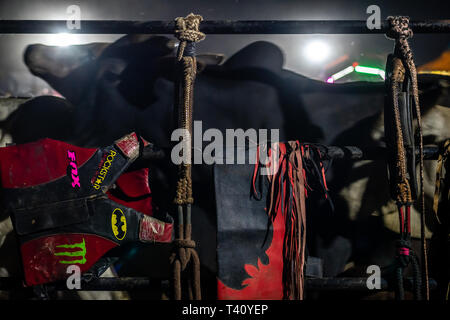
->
[1,34,326,299]
[2,33,445,299]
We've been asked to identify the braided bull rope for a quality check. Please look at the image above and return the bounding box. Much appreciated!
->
[170,13,205,300]
[385,16,429,300]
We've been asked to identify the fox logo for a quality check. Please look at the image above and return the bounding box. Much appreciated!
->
[67,150,81,188]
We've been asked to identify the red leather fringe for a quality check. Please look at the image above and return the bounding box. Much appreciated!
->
[253,141,307,299]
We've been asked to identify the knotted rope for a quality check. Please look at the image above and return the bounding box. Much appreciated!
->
[170,205,201,300]
[170,13,204,300]
[175,14,205,61]
[386,16,429,300]
[394,206,422,300]
[389,57,412,204]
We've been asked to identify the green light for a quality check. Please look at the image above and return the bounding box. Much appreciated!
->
[326,64,386,83]
[354,65,383,75]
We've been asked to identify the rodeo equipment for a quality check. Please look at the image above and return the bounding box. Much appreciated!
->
[0,15,448,300]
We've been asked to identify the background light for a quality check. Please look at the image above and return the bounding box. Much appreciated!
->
[303,41,330,63]
[44,33,82,46]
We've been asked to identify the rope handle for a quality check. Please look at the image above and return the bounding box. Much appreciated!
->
[170,13,204,301]
[385,16,429,300]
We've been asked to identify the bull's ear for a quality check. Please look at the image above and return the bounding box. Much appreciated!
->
[197,53,226,66]
[196,53,226,72]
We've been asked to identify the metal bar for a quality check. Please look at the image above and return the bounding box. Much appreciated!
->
[318,145,440,160]
[307,277,389,291]
[129,145,440,171]
[0,277,437,292]
[0,277,162,292]
[0,20,449,34]
[306,277,438,291]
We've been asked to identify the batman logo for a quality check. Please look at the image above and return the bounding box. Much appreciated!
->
[111,208,127,241]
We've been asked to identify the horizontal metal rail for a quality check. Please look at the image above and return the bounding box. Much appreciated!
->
[317,145,440,160]
[135,145,441,164]
[0,277,162,292]
[0,277,437,292]
[307,277,438,291]
[0,20,449,34]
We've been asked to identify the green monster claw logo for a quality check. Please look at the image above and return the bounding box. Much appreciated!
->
[54,238,87,264]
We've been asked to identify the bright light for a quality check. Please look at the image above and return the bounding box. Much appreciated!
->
[45,33,82,46]
[303,41,330,63]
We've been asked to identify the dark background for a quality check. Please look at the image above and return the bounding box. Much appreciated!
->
[0,0,449,96]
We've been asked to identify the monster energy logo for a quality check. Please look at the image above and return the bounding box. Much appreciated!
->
[54,239,87,264]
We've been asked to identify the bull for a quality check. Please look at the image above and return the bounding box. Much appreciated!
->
[1,35,324,299]
[1,33,447,299]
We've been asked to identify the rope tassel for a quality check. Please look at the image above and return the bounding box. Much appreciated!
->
[170,13,205,300]
[252,142,332,300]
[266,142,307,300]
